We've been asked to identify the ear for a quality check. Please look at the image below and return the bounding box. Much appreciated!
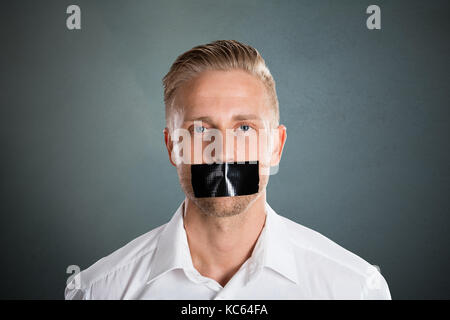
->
[163,127,177,167]
[270,124,287,167]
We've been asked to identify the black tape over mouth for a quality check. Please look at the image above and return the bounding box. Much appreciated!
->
[191,161,259,198]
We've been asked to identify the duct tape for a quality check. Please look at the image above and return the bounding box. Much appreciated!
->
[191,161,259,198]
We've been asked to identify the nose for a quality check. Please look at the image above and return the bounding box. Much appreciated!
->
[204,129,236,164]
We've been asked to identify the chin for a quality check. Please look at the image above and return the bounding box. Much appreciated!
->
[191,193,260,218]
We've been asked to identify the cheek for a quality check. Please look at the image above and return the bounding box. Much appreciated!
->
[258,167,270,191]
[257,135,273,165]
[257,141,270,160]
[177,164,196,196]
[233,133,269,163]
[177,163,191,182]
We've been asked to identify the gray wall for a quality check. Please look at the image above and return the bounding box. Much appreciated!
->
[1,0,448,299]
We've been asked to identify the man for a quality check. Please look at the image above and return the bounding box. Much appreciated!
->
[65,40,391,299]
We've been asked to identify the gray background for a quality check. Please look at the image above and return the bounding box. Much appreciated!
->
[1,0,448,299]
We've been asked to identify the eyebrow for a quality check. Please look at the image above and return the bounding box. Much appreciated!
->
[185,114,263,123]
[232,114,262,121]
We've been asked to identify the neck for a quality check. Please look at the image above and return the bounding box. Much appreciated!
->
[183,192,267,287]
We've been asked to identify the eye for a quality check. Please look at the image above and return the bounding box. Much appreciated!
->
[239,124,250,132]
[194,125,206,133]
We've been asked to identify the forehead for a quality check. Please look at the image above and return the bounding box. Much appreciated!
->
[176,69,271,120]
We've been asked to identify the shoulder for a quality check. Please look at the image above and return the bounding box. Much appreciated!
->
[280,214,372,275]
[278,214,391,299]
[65,223,167,299]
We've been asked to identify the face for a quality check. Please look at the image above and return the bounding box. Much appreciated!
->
[164,69,287,217]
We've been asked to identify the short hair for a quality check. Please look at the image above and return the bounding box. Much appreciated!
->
[162,40,279,129]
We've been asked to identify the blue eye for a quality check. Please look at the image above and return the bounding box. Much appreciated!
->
[239,125,250,132]
[194,126,206,133]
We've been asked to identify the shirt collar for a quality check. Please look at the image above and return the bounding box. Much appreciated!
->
[263,202,299,284]
[146,200,299,285]
[145,201,191,284]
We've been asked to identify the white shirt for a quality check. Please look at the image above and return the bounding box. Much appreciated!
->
[65,201,391,300]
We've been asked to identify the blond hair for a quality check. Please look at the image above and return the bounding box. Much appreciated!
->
[162,40,279,128]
